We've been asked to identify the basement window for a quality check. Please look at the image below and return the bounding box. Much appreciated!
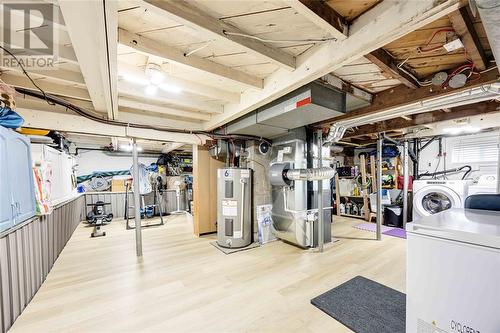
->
[451,135,499,164]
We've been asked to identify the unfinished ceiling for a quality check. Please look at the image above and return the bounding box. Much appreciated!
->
[1,0,498,146]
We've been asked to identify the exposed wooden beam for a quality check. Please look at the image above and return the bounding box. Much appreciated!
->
[15,98,209,144]
[118,62,240,103]
[288,0,348,40]
[143,0,296,71]
[118,98,211,121]
[162,142,185,154]
[0,72,90,100]
[344,100,500,138]
[118,81,222,114]
[365,49,419,89]
[316,67,499,127]
[205,0,463,130]
[448,7,487,71]
[59,0,119,119]
[118,29,262,89]
[0,66,85,86]
[0,25,78,64]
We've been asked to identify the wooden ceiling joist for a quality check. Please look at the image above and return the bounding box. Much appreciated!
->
[364,49,419,89]
[448,7,487,71]
[0,26,79,64]
[143,0,296,71]
[118,29,263,89]
[205,0,463,130]
[0,67,86,87]
[316,67,499,127]
[59,0,119,120]
[118,62,240,103]
[118,99,211,121]
[16,100,208,145]
[1,73,90,101]
[118,81,222,114]
[344,100,500,138]
[288,0,348,40]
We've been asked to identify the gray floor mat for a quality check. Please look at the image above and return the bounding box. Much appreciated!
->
[311,276,406,333]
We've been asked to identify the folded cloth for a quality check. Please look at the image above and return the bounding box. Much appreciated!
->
[0,106,24,128]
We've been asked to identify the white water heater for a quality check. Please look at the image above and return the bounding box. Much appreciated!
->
[217,168,252,248]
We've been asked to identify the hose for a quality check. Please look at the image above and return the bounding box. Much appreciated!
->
[418,165,472,180]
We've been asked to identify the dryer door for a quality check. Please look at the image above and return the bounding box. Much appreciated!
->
[413,185,462,217]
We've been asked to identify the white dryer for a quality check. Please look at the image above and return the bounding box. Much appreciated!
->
[412,180,471,221]
[468,174,498,196]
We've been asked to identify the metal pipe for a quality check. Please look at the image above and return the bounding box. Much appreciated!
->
[376,135,383,241]
[403,140,409,229]
[132,138,143,257]
[419,136,437,151]
[413,138,420,180]
[317,130,324,252]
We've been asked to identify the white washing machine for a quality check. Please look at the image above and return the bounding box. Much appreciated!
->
[412,180,471,221]
[468,174,498,196]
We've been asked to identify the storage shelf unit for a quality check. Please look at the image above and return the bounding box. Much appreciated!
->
[335,154,370,221]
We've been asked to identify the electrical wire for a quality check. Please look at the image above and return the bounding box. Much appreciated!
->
[0,45,55,105]
[184,42,211,57]
[222,30,336,44]
[14,86,273,145]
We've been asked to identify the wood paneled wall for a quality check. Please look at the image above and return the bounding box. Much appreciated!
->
[0,195,85,332]
[192,146,224,236]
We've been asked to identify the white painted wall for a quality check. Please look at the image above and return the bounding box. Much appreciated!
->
[76,150,158,176]
[417,131,499,181]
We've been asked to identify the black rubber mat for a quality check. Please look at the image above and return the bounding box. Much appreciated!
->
[311,276,406,333]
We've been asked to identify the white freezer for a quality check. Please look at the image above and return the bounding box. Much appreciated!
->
[406,209,500,333]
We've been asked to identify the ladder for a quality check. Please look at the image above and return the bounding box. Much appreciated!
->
[124,182,164,230]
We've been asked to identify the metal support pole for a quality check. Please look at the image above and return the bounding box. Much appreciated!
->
[132,138,143,257]
[402,140,409,229]
[317,130,324,252]
[376,135,383,241]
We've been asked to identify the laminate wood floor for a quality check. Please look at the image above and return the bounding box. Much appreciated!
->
[10,215,406,333]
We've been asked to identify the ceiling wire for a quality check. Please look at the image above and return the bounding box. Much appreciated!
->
[222,30,336,43]
[0,45,55,105]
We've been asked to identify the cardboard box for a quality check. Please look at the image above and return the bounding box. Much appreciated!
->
[111,176,131,192]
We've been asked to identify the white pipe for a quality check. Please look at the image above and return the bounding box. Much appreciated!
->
[336,84,500,129]
[240,180,245,239]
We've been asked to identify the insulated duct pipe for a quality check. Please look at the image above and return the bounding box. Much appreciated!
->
[284,167,336,182]
[475,0,500,66]
[324,84,500,140]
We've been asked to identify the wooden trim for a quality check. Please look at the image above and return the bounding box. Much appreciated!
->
[448,7,487,71]
[344,100,500,138]
[365,49,418,89]
[143,0,296,71]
